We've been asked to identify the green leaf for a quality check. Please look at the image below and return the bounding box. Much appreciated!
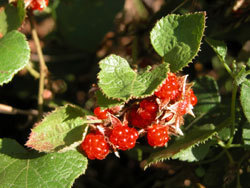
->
[150,12,206,72]
[98,54,169,101]
[192,76,221,116]
[242,122,250,149]
[0,31,30,85]
[240,80,250,122]
[26,104,88,153]
[0,0,25,36]
[96,90,125,109]
[172,140,213,162]
[205,37,227,61]
[0,138,87,188]
[144,124,218,169]
[54,0,123,52]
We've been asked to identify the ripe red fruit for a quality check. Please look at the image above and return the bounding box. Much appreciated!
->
[30,0,49,11]
[94,107,109,119]
[154,73,180,101]
[147,124,169,147]
[129,108,153,128]
[140,99,158,113]
[109,125,138,150]
[81,132,110,160]
[189,89,197,106]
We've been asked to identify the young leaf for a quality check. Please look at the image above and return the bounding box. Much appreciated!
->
[150,12,206,72]
[0,0,25,36]
[26,104,88,153]
[98,54,169,101]
[205,37,227,61]
[240,80,250,122]
[143,119,230,169]
[0,138,87,188]
[0,31,30,85]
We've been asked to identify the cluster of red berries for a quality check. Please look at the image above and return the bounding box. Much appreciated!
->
[24,0,49,11]
[81,73,197,160]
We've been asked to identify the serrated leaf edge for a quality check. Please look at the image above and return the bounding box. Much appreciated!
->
[25,104,86,152]
[151,11,206,73]
[97,54,169,101]
[144,124,217,170]
[0,30,30,86]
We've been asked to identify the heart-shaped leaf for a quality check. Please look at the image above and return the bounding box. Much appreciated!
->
[0,30,30,85]
[26,104,88,153]
[150,12,206,72]
[98,54,169,101]
[0,138,87,188]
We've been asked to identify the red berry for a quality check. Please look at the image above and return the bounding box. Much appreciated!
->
[140,99,158,113]
[147,124,169,147]
[81,132,110,160]
[129,108,152,128]
[154,73,180,101]
[189,89,197,106]
[30,0,49,11]
[94,107,109,119]
[139,110,153,120]
[109,126,138,150]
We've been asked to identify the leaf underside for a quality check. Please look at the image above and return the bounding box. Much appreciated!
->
[26,104,87,153]
[0,138,87,188]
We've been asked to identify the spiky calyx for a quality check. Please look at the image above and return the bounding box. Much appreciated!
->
[81,72,197,160]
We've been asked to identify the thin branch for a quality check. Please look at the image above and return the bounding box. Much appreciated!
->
[171,0,189,13]
[29,13,49,120]
[26,62,40,79]
[0,104,38,116]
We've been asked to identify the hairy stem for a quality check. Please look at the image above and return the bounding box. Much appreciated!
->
[29,14,48,120]
[228,82,237,145]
